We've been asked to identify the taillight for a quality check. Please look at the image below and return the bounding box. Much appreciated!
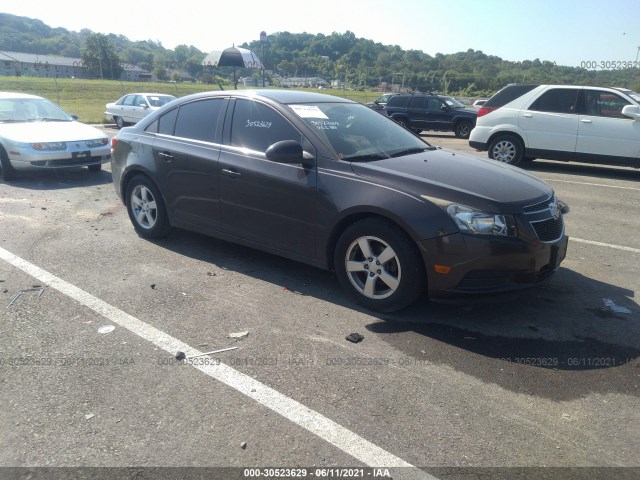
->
[110,137,119,151]
[477,106,497,117]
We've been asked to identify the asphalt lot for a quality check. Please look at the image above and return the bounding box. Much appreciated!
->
[1,126,639,479]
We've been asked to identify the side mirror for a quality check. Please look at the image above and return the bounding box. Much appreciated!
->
[265,140,305,164]
[440,105,448,111]
[140,104,149,109]
[622,104,640,119]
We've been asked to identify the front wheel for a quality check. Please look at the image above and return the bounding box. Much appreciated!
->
[125,175,171,239]
[334,218,426,312]
[0,147,17,181]
[454,120,473,139]
[488,134,524,166]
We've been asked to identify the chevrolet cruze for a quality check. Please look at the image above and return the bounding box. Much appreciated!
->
[110,90,569,312]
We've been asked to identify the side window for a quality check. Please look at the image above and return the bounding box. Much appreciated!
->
[388,96,411,108]
[529,89,578,114]
[174,98,225,142]
[123,95,136,107]
[409,96,426,109]
[230,98,301,152]
[135,95,148,107]
[157,107,178,135]
[584,90,631,118]
[427,98,444,111]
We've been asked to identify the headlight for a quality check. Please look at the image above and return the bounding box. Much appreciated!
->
[32,142,66,151]
[86,138,109,148]
[447,204,516,237]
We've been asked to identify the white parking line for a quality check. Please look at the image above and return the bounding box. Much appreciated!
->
[542,178,640,191]
[571,238,640,254]
[0,246,435,479]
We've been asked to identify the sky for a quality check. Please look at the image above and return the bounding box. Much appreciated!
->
[2,0,640,68]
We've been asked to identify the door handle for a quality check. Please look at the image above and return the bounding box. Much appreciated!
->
[158,151,173,161]
[581,119,592,123]
[522,113,533,118]
[221,168,241,178]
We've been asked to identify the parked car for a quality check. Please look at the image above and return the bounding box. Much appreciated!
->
[364,93,396,112]
[383,92,477,138]
[0,92,110,181]
[469,84,640,167]
[111,90,569,312]
[105,93,176,128]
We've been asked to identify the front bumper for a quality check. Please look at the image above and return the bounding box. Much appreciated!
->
[420,232,568,300]
[468,140,487,151]
[7,147,111,171]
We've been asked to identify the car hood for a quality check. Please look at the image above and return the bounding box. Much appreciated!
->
[0,122,106,142]
[350,149,553,213]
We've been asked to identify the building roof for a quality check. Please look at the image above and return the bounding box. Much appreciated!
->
[0,50,81,67]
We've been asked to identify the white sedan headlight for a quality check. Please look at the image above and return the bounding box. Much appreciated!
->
[31,142,66,151]
[86,138,109,148]
[447,204,516,237]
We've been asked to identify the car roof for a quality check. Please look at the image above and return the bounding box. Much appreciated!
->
[178,89,354,105]
[123,92,176,96]
[0,91,44,100]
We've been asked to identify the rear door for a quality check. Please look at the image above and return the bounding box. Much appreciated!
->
[576,89,640,164]
[218,98,318,259]
[151,97,227,230]
[520,87,580,153]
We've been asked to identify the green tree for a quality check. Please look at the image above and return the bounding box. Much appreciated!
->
[81,33,122,79]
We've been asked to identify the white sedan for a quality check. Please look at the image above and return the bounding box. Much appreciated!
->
[105,93,176,128]
[0,92,110,181]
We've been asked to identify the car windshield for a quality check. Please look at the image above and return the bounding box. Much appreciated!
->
[289,102,432,161]
[0,98,72,123]
[441,96,466,108]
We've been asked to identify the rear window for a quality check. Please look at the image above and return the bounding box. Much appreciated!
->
[484,84,539,108]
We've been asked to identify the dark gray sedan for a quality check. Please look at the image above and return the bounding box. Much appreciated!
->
[110,90,569,312]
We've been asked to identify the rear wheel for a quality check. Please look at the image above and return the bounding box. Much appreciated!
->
[115,116,125,129]
[454,120,473,139]
[0,146,17,181]
[126,175,171,239]
[488,134,524,166]
[334,218,426,312]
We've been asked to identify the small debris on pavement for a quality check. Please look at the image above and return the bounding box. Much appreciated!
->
[228,331,249,340]
[240,442,247,449]
[5,287,45,309]
[98,325,115,334]
[345,333,364,343]
[174,346,238,360]
[85,413,95,420]
[207,272,216,276]
[150,284,157,290]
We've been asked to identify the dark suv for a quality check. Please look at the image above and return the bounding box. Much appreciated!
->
[384,93,477,138]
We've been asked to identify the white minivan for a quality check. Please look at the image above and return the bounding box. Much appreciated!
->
[469,84,640,168]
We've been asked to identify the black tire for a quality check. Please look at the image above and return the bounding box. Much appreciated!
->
[487,134,524,166]
[412,129,422,135]
[0,146,17,181]
[395,118,410,130]
[115,116,125,129]
[125,175,171,239]
[88,163,102,172]
[334,218,426,312]
[454,120,473,139]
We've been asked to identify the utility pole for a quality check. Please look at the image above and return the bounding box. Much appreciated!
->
[260,31,267,87]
